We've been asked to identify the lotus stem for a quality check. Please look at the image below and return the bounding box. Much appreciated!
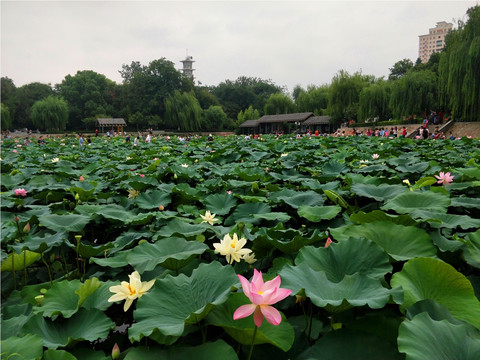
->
[247,326,258,360]
[41,253,53,287]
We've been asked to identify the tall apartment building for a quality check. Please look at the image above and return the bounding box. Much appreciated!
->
[418,21,453,63]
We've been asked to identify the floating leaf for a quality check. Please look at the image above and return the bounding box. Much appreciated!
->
[329,222,436,261]
[38,214,91,232]
[1,250,41,271]
[398,312,480,360]
[129,262,238,342]
[297,205,341,222]
[382,191,451,214]
[0,334,43,360]
[391,257,480,330]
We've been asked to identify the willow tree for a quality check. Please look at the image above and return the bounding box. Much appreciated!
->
[30,96,69,132]
[263,93,295,115]
[438,5,480,121]
[295,85,329,115]
[327,70,374,124]
[358,80,392,121]
[389,70,437,119]
[164,91,202,131]
[1,103,12,130]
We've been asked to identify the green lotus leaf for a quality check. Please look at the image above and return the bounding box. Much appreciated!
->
[278,191,325,209]
[0,334,43,360]
[355,164,391,173]
[109,230,152,254]
[323,189,349,208]
[76,277,100,307]
[33,279,81,318]
[74,204,103,216]
[398,312,480,360]
[321,160,348,175]
[329,222,436,261]
[10,230,68,254]
[1,250,41,271]
[351,183,406,202]
[21,309,115,349]
[229,202,271,225]
[350,210,417,226]
[124,340,238,360]
[126,237,208,272]
[206,292,294,352]
[382,191,451,214]
[43,349,78,360]
[154,219,208,238]
[135,190,172,209]
[429,229,465,252]
[1,173,27,190]
[204,193,238,215]
[80,280,116,312]
[297,328,403,360]
[95,205,135,222]
[253,227,324,255]
[295,238,392,282]
[391,257,480,330]
[297,205,341,222]
[450,196,480,209]
[464,229,480,269]
[1,314,32,339]
[252,212,291,222]
[38,213,91,232]
[173,183,200,201]
[90,251,129,268]
[129,262,239,342]
[410,210,480,230]
[280,263,402,311]
[395,162,430,174]
[455,166,480,180]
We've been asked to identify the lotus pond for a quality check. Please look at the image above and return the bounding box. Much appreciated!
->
[1,134,480,360]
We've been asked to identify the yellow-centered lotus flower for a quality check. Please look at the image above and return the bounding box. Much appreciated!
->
[108,271,155,311]
[200,210,219,225]
[128,189,140,199]
[213,233,252,264]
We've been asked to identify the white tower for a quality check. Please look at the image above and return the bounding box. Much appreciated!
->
[180,54,195,82]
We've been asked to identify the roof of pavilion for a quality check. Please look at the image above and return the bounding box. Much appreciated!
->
[97,118,127,126]
[302,115,331,125]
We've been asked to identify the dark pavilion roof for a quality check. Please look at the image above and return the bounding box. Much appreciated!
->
[303,115,331,125]
[97,118,127,126]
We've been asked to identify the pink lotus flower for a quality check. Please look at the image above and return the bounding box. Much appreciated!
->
[13,150,18,153]
[325,237,333,247]
[227,190,232,194]
[140,174,145,178]
[79,176,85,182]
[233,269,292,327]
[434,171,454,186]
[14,188,28,197]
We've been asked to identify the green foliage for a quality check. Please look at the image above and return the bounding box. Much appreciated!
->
[388,58,414,80]
[389,70,438,119]
[12,82,54,130]
[358,80,392,121]
[264,93,295,115]
[57,70,115,130]
[1,103,12,130]
[164,90,202,131]
[30,95,69,131]
[327,70,374,123]
[202,105,231,131]
[237,105,260,126]
[295,84,329,115]
[438,5,480,121]
[211,76,283,119]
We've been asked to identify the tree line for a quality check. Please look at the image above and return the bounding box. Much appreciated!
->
[1,5,478,133]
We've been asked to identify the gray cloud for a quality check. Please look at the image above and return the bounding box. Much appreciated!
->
[1,0,477,93]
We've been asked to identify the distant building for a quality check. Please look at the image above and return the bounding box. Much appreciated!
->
[418,21,453,63]
[180,55,195,82]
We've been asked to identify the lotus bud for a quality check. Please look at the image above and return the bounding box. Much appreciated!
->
[75,193,80,201]
[35,295,44,305]
[79,176,85,182]
[159,205,164,211]
[174,173,178,179]
[111,343,120,360]
[23,222,31,233]
[14,216,20,222]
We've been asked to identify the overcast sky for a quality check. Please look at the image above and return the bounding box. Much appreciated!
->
[1,0,478,94]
